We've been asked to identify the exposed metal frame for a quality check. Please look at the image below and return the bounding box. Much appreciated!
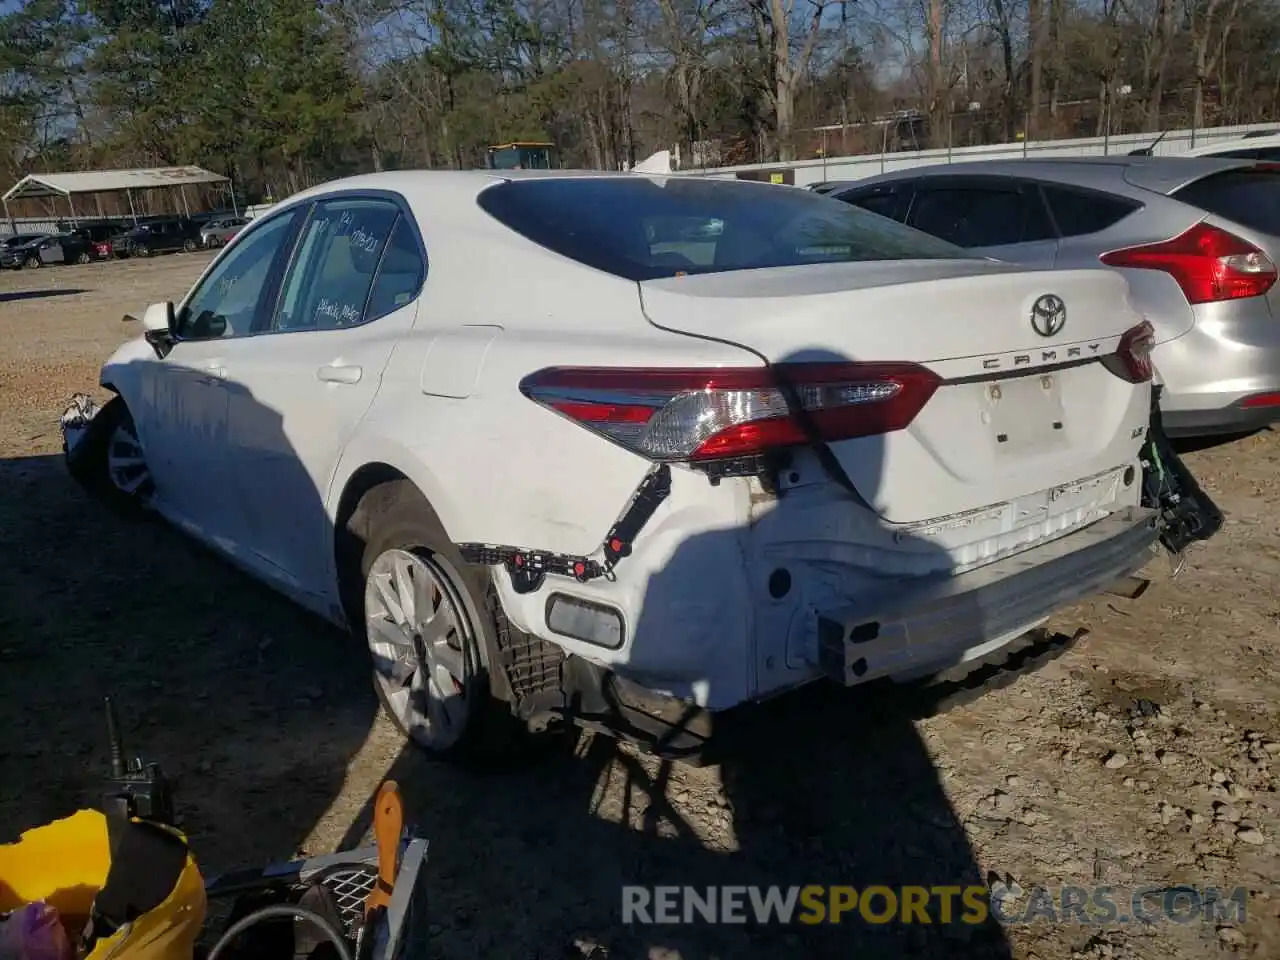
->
[3,165,231,232]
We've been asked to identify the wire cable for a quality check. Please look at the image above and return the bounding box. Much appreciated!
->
[206,902,354,960]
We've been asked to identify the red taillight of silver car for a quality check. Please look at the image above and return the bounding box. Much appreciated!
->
[1100,222,1277,305]
[519,362,943,461]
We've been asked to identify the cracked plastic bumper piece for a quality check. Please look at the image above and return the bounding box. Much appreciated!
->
[816,506,1161,687]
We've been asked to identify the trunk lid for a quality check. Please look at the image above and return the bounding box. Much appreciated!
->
[640,260,1151,524]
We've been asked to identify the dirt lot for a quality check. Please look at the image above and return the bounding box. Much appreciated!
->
[1,255,1277,960]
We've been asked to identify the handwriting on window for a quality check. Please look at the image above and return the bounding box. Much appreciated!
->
[316,297,361,326]
[350,226,382,253]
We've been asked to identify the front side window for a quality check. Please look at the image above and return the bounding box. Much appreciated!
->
[176,209,302,340]
[476,177,967,281]
[273,198,403,332]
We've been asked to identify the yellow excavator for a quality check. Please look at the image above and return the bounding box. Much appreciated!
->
[485,141,558,170]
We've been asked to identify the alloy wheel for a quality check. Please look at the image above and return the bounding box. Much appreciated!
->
[364,548,475,751]
[105,417,152,499]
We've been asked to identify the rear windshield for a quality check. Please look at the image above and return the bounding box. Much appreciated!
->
[477,176,970,281]
[1173,169,1280,236]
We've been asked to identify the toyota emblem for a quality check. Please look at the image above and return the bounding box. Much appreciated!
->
[1030,294,1067,337]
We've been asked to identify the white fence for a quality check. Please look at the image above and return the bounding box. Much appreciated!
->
[680,120,1280,187]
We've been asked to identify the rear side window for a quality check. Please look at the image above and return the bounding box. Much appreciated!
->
[907,187,1055,247]
[1174,170,1280,235]
[275,198,401,331]
[1042,185,1139,237]
[365,217,426,321]
[476,177,968,282]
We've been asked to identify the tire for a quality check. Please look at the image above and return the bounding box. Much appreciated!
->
[66,396,155,515]
[182,238,197,253]
[24,255,40,269]
[76,251,92,265]
[353,482,526,764]
[134,245,149,258]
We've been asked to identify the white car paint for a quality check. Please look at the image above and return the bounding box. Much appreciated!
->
[1179,133,1280,158]
[99,170,1159,715]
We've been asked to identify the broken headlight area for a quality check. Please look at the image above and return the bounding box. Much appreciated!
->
[60,392,104,482]
[1141,388,1224,556]
[61,393,101,455]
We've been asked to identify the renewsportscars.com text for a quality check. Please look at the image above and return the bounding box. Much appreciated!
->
[622,885,1248,926]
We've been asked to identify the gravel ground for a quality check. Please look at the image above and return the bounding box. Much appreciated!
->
[0,256,1276,960]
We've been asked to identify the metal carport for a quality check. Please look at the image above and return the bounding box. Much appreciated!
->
[2,165,231,230]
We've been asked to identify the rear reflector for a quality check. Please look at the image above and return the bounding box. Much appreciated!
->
[519,363,942,462]
[546,593,624,649]
[1100,222,1277,305]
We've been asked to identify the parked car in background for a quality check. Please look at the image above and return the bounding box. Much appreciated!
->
[86,225,130,261]
[1177,132,1280,161]
[53,231,95,265]
[57,223,128,264]
[110,217,201,259]
[200,216,248,248]
[65,170,1218,765]
[821,156,1280,438]
[1,234,52,269]
[65,222,132,261]
[0,233,76,269]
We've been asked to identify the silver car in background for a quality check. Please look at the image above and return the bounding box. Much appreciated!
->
[822,157,1280,438]
[199,216,248,248]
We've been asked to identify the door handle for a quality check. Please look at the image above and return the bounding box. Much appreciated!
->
[317,364,363,384]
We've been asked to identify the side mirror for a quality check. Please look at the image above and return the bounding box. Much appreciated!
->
[141,301,175,334]
[142,302,176,359]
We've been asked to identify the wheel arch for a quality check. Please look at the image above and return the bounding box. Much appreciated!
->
[327,440,462,626]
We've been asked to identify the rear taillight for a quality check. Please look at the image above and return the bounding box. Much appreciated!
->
[1240,392,1280,409]
[519,363,942,462]
[1100,222,1277,305]
[1110,320,1156,383]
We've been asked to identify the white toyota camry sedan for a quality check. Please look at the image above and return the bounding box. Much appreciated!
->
[64,170,1217,762]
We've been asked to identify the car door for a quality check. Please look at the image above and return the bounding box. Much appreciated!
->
[130,207,306,545]
[38,237,65,264]
[157,222,179,251]
[905,178,1061,266]
[219,194,426,604]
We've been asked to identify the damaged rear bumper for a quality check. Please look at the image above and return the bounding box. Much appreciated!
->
[815,506,1160,687]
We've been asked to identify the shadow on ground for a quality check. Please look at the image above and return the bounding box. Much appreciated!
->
[1171,425,1272,454]
[0,289,90,303]
[2,339,1012,959]
[0,453,375,870]
[0,449,1011,959]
